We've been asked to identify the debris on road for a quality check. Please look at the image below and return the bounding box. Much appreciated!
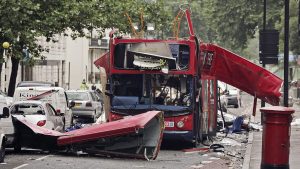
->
[182,147,210,153]
[219,138,242,147]
[217,111,263,132]
[248,122,263,131]
[209,108,255,169]
[291,118,300,126]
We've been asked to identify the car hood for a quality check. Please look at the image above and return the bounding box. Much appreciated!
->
[12,114,46,126]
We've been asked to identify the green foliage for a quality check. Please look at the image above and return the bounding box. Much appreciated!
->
[0,0,170,60]
[163,0,283,55]
[0,0,171,94]
[0,0,294,64]
[277,0,300,55]
[290,18,300,55]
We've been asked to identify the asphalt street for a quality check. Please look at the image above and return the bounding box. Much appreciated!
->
[0,93,253,169]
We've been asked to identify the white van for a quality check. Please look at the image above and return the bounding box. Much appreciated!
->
[13,87,73,128]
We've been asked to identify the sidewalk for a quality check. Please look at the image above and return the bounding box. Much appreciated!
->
[243,103,300,169]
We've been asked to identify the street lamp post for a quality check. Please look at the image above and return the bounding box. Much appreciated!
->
[261,0,267,108]
[284,0,289,107]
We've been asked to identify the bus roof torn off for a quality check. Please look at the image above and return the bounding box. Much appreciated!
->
[11,111,164,160]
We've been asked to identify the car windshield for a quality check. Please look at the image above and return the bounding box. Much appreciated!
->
[67,92,89,101]
[11,103,45,115]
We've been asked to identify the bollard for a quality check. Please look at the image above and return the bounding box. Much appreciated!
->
[260,106,294,169]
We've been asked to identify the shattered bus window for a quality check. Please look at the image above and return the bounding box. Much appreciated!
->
[111,74,192,115]
[113,42,190,71]
[153,75,191,107]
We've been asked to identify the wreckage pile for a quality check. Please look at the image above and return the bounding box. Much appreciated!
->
[180,106,263,169]
[11,111,165,160]
[182,131,249,169]
[203,109,262,169]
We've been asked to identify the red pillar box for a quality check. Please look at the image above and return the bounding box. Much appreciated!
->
[260,106,294,169]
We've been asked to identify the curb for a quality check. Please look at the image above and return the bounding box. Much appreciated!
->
[242,106,257,169]
[242,131,253,169]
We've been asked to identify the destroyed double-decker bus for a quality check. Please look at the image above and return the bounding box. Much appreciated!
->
[95,9,217,145]
[94,8,282,145]
[105,40,215,145]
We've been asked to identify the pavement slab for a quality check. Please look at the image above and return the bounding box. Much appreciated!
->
[245,103,300,169]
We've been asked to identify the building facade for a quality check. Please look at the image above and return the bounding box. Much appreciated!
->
[1,30,109,92]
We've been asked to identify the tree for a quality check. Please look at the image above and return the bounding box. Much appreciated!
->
[276,0,300,55]
[0,0,171,96]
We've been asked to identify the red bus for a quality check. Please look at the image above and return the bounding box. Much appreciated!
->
[103,41,217,145]
[94,8,282,146]
[94,9,218,146]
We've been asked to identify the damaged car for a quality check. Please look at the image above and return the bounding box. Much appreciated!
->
[224,89,240,108]
[0,107,9,163]
[6,101,65,152]
[10,101,65,132]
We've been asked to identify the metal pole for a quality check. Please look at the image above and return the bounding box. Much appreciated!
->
[57,61,60,87]
[68,62,70,90]
[21,61,24,81]
[284,0,290,107]
[91,49,94,83]
[298,0,300,36]
[263,0,266,30]
[261,0,266,108]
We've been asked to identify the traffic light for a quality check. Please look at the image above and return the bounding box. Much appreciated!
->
[259,29,279,64]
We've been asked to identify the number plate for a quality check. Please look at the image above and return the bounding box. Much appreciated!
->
[75,103,81,107]
[164,121,174,128]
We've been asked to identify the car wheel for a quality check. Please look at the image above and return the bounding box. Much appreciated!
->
[13,135,21,153]
[0,142,5,163]
[14,143,21,153]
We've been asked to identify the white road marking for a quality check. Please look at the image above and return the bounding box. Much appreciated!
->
[35,155,52,161]
[13,163,28,169]
[12,154,52,169]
